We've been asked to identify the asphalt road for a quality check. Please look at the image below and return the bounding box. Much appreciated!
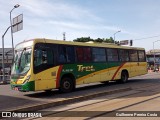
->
[31,72,160,120]
[0,72,159,112]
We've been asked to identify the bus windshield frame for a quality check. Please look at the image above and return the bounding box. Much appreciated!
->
[11,48,32,76]
[11,40,33,78]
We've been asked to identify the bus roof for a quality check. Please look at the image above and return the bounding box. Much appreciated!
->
[16,38,145,50]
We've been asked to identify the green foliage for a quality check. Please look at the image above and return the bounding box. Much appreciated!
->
[73,37,119,44]
[73,37,93,42]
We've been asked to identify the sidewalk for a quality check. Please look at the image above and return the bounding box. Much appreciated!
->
[148,69,160,73]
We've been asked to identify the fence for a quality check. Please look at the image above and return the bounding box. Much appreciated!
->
[0,74,10,84]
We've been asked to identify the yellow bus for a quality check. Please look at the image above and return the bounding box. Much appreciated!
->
[10,38,147,92]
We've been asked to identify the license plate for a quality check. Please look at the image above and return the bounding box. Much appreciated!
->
[14,87,19,91]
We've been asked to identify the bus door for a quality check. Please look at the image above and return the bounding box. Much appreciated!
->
[34,44,55,91]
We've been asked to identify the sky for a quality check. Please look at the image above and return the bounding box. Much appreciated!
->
[1,0,160,51]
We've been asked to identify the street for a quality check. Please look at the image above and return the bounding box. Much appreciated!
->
[32,72,160,120]
[0,72,160,120]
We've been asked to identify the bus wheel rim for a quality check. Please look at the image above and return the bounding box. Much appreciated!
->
[64,81,71,89]
[122,74,127,82]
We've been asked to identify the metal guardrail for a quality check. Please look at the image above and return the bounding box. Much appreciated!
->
[0,75,10,84]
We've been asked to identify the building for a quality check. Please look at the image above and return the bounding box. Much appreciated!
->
[0,48,13,69]
[146,49,160,70]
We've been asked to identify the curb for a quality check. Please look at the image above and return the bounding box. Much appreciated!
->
[7,87,132,112]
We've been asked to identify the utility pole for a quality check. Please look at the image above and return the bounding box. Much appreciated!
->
[2,26,11,83]
[113,30,121,43]
[10,4,20,63]
[63,32,66,41]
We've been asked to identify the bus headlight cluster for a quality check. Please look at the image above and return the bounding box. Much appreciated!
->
[23,75,31,84]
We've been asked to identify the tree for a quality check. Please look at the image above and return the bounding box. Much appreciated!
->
[73,37,93,42]
[73,37,119,44]
[94,38,103,43]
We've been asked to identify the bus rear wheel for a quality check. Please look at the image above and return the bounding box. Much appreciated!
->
[116,71,128,83]
[120,71,128,83]
[59,77,74,93]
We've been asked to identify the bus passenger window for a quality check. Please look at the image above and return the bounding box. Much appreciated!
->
[76,47,83,62]
[66,46,75,62]
[138,51,145,62]
[76,47,91,62]
[58,46,75,63]
[34,48,54,73]
[92,48,106,62]
[119,50,129,61]
[107,49,118,62]
[129,50,138,61]
[34,49,43,67]
[58,46,67,63]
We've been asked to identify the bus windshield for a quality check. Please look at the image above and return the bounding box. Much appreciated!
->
[11,48,32,75]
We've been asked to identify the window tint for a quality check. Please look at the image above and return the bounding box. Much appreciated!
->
[138,50,146,62]
[129,50,138,61]
[58,46,75,63]
[34,46,54,73]
[92,48,106,62]
[83,48,91,62]
[34,49,46,67]
[67,46,75,62]
[76,47,83,62]
[119,50,129,61]
[76,47,91,62]
[107,49,118,62]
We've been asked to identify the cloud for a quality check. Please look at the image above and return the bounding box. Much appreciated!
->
[47,20,134,35]
[0,0,137,47]
[19,0,102,22]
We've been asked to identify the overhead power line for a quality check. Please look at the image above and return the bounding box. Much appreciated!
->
[133,35,160,41]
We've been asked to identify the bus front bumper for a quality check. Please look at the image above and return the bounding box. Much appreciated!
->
[11,81,35,92]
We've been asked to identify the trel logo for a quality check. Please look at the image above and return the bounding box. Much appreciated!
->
[77,65,95,72]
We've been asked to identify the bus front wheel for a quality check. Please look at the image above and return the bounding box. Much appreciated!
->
[59,77,74,93]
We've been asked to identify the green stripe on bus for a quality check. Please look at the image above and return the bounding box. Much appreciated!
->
[60,62,122,79]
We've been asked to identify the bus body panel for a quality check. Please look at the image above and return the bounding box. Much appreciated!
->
[34,66,60,91]
[10,38,147,92]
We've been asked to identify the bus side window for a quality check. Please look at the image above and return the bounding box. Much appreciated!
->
[119,49,129,62]
[107,49,118,62]
[76,47,91,62]
[58,45,75,63]
[129,50,138,62]
[76,47,83,62]
[58,46,67,63]
[34,49,43,67]
[66,46,75,63]
[138,50,145,62]
[34,47,54,73]
[92,48,106,62]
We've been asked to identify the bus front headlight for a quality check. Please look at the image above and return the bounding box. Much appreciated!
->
[23,75,31,84]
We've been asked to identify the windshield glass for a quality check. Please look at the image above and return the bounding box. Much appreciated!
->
[11,48,32,75]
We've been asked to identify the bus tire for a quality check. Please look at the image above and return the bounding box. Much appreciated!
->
[59,77,74,93]
[120,71,128,83]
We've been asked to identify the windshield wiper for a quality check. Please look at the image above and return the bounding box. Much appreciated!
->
[16,48,26,69]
